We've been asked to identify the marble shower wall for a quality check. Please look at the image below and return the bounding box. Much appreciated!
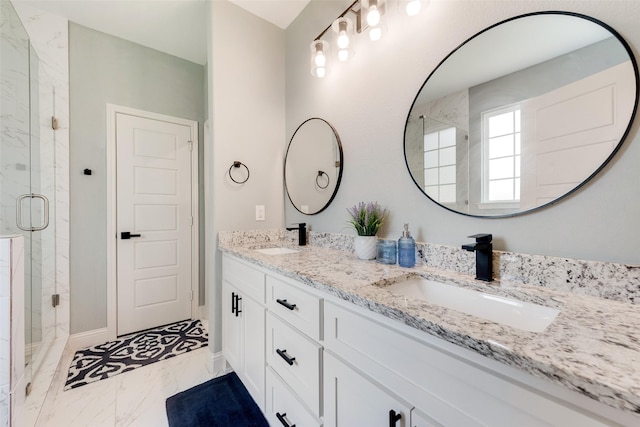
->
[13,1,70,339]
[0,236,26,427]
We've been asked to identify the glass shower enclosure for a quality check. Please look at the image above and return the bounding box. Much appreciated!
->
[1,0,57,395]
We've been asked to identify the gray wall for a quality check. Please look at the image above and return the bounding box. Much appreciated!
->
[207,1,286,352]
[285,0,640,265]
[69,23,205,334]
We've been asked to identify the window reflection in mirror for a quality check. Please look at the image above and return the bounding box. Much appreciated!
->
[404,12,639,217]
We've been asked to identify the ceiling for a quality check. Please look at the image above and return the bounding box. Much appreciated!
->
[14,0,310,65]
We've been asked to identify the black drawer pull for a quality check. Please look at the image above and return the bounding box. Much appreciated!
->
[276,412,296,427]
[276,349,296,366]
[276,299,296,310]
[232,292,242,317]
[389,409,402,427]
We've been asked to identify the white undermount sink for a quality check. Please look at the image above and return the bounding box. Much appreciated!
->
[254,247,299,255]
[386,278,559,333]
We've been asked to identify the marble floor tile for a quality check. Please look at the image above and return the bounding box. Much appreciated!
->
[34,332,216,426]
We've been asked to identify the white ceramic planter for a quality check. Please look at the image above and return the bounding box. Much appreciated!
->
[354,236,377,260]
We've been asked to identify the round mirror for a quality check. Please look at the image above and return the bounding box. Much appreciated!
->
[285,118,344,215]
[404,11,639,217]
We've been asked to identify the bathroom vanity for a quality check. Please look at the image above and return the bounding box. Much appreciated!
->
[219,230,640,427]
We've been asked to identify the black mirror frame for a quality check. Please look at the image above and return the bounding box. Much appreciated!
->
[284,117,344,215]
[403,11,640,218]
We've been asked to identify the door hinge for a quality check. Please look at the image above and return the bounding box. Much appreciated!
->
[188,140,193,151]
[51,116,59,130]
[26,382,32,396]
[52,294,60,307]
[191,216,194,226]
[190,290,194,301]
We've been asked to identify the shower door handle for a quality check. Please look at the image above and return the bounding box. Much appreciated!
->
[16,194,50,232]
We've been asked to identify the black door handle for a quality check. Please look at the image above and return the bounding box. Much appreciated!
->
[276,349,296,366]
[276,412,296,427]
[121,232,141,239]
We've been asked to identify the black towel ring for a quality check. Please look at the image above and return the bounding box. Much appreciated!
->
[316,170,330,189]
[229,161,250,184]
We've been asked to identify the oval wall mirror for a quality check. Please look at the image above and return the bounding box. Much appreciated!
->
[285,118,344,215]
[404,11,639,217]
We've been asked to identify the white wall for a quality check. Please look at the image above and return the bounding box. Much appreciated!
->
[285,0,640,265]
[207,1,285,352]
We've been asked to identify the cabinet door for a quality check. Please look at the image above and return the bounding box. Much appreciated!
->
[242,295,266,410]
[221,281,242,371]
[411,408,443,427]
[324,352,412,427]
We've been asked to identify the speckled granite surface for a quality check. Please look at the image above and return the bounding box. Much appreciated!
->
[218,229,640,416]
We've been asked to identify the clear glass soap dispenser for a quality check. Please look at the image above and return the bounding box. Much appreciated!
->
[398,223,416,268]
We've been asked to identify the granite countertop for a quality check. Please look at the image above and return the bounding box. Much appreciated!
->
[219,239,640,417]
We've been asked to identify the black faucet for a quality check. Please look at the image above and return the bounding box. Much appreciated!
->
[286,223,307,246]
[462,234,493,282]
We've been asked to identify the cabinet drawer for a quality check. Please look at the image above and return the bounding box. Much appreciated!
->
[265,367,322,427]
[223,255,265,303]
[267,274,322,340]
[267,312,322,416]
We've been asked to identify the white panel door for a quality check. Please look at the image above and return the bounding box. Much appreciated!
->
[116,113,193,335]
[520,61,635,209]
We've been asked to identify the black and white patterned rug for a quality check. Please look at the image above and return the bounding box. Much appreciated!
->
[64,319,208,390]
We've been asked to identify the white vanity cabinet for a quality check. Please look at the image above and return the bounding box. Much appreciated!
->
[221,252,637,427]
[323,300,623,427]
[221,255,266,410]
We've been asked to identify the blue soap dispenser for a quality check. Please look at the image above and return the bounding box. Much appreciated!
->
[398,223,416,268]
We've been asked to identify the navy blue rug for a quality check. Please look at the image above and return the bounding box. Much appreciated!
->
[166,372,269,427]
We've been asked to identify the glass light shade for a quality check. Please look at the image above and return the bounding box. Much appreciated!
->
[362,0,385,30]
[337,31,349,49]
[315,50,326,67]
[332,17,353,50]
[367,5,381,26]
[369,25,382,41]
[310,40,330,78]
[338,48,349,61]
[406,0,421,16]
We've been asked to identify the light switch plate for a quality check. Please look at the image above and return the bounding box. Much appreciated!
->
[255,205,265,221]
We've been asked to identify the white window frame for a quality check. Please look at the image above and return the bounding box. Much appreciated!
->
[423,127,456,205]
[480,104,521,208]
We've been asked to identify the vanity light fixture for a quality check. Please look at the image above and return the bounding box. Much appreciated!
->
[332,17,354,62]
[366,0,382,26]
[362,0,386,41]
[310,39,330,78]
[310,0,425,78]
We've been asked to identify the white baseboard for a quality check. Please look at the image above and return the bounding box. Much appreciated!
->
[209,350,227,375]
[68,327,110,351]
[198,304,208,320]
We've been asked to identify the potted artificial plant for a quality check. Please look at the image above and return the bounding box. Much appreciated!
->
[347,201,387,260]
